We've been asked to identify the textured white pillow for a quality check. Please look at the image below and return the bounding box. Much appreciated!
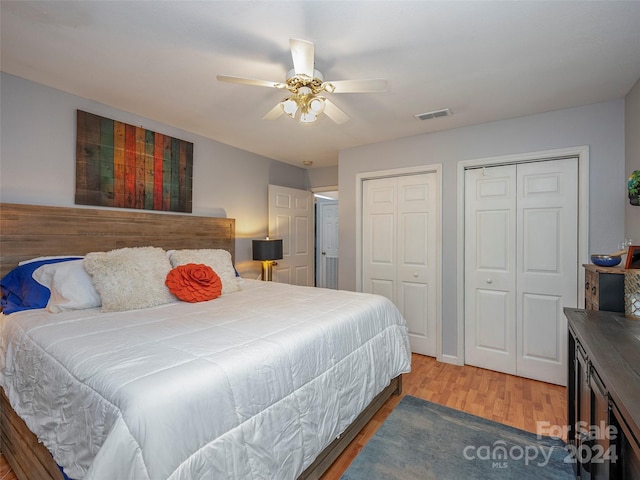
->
[83,247,175,312]
[169,249,240,294]
[33,259,101,313]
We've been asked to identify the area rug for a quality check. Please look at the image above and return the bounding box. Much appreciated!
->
[341,395,575,480]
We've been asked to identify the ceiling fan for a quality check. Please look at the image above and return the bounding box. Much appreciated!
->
[217,38,388,125]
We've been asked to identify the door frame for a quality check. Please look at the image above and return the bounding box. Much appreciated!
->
[456,146,590,366]
[268,184,315,286]
[311,186,339,288]
[356,164,443,360]
[315,198,339,288]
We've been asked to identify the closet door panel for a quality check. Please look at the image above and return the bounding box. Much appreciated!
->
[464,158,578,386]
[516,159,577,386]
[363,172,439,356]
[521,293,562,360]
[464,165,517,375]
[363,178,397,299]
[397,174,436,355]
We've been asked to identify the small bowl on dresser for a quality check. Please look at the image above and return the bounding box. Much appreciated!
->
[591,254,622,267]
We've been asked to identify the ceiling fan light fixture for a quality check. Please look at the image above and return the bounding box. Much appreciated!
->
[218,38,388,126]
[299,112,318,123]
[282,97,299,118]
[309,96,325,114]
[280,93,325,123]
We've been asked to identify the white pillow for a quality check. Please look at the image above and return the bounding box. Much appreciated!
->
[83,247,175,312]
[33,259,101,313]
[168,249,240,294]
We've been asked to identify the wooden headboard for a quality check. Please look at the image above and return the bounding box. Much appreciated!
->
[0,203,235,278]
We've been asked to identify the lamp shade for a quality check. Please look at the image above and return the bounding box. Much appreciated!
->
[252,239,283,261]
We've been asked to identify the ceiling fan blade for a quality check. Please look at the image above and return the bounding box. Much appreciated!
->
[290,38,315,78]
[326,78,388,93]
[263,103,284,121]
[217,75,285,89]
[322,99,350,125]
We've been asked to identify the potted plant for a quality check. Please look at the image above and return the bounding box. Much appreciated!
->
[629,170,640,206]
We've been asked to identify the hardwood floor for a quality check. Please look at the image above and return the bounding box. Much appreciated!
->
[0,454,16,480]
[0,354,566,480]
[320,353,567,479]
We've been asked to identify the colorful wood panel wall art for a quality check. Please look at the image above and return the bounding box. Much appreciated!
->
[75,110,193,212]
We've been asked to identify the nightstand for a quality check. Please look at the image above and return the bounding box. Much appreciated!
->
[583,263,625,312]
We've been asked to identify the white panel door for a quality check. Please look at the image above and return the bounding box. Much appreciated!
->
[464,158,578,385]
[268,185,314,286]
[363,177,396,301]
[464,165,518,375]
[317,200,339,289]
[363,173,438,356]
[516,159,578,385]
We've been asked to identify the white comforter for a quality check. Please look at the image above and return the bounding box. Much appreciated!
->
[0,280,411,480]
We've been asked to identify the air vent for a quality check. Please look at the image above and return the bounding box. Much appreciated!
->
[414,108,452,121]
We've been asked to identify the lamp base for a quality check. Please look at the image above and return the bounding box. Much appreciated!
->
[261,261,273,281]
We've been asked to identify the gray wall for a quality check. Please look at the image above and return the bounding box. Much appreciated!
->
[2,72,633,360]
[0,73,307,279]
[625,78,640,242]
[339,99,626,359]
[306,165,338,190]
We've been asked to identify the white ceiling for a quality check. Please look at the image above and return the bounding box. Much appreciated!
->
[2,1,640,169]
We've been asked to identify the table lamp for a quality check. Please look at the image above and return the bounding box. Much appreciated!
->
[252,238,283,281]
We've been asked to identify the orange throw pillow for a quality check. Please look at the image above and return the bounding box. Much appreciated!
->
[165,263,222,302]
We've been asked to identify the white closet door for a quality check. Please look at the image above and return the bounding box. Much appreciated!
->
[363,177,397,301]
[268,185,314,286]
[464,165,518,375]
[464,158,578,385]
[516,158,578,385]
[363,173,438,356]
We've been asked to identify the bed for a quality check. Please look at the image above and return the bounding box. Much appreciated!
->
[0,203,411,480]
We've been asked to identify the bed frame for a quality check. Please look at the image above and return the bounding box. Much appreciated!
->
[0,203,235,278]
[0,202,401,480]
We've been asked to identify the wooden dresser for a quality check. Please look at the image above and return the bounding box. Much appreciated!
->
[566,308,640,479]
[583,264,625,312]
